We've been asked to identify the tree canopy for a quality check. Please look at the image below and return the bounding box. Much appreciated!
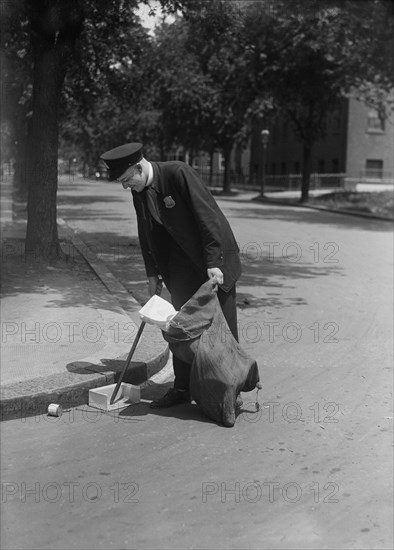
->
[2,0,393,257]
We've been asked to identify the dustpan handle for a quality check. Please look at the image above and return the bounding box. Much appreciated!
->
[110,321,146,405]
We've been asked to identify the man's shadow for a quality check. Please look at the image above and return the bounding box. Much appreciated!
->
[117,380,214,424]
[116,380,257,426]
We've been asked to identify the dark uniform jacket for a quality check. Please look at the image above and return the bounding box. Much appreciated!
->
[132,161,242,292]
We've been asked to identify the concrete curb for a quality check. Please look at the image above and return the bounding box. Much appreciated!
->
[0,220,169,422]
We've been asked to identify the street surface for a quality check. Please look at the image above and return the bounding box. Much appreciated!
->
[1,176,393,549]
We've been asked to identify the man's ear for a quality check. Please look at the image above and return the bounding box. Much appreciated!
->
[134,163,142,175]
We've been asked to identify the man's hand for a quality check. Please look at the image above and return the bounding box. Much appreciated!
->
[207,267,224,286]
[147,275,163,296]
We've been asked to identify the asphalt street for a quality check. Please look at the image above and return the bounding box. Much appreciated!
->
[1,176,393,550]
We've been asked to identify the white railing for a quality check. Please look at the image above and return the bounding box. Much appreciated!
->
[197,169,346,190]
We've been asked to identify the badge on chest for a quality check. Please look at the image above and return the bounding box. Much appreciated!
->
[163,196,176,208]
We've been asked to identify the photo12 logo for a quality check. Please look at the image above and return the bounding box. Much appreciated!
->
[200,320,340,346]
[1,320,140,345]
[236,400,342,425]
[1,481,139,504]
[201,481,340,504]
[239,241,340,264]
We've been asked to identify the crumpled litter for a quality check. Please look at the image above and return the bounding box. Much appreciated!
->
[138,294,177,331]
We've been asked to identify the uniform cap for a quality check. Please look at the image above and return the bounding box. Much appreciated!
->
[100,143,143,181]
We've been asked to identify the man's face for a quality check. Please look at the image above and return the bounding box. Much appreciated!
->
[118,164,147,192]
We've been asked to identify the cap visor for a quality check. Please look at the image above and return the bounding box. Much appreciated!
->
[108,168,125,181]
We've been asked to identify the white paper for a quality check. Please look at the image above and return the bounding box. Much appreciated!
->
[138,295,177,330]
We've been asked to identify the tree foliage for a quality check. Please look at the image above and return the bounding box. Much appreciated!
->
[60,0,150,172]
[182,0,258,191]
[243,0,394,200]
[2,0,393,256]
[3,0,155,258]
[1,0,33,189]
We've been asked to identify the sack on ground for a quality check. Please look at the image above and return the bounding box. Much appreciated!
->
[164,280,260,427]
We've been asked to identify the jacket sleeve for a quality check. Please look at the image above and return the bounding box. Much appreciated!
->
[175,165,225,268]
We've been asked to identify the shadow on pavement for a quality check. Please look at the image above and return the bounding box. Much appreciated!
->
[237,291,308,310]
[120,400,214,425]
[116,381,261,427]
[0,244,122,313]
[58,206,131,222]
[67,359,149,386]
[236,255,344,309]
[117,381,218,426]
[65,232,142,267]
[58,194,120,206]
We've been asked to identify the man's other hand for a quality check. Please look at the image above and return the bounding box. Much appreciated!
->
[147,275,162,296]
[207,267,224,286]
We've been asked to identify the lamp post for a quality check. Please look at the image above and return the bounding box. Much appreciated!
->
[260,128,270,198]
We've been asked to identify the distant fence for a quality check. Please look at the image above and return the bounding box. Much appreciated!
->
[357,170,393,184]
[0,163,13,181]
[196,169,347,190]
[2,161,392,189]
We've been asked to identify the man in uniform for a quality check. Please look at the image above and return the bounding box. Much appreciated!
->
[100,142,242,408]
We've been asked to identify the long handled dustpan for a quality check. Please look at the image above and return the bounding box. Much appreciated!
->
[88,321,146,411]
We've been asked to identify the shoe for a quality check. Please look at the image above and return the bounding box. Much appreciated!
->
[235,395,243,409]
[150,388,191,409]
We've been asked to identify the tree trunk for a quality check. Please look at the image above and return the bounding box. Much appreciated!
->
[248,119,261,186]
[235,143,244,185]
[12,114,31,197]
[300,141,313,203]
[209,148,214,186]
[222,143,232,194]
[25,38,65,259]
[13,137,29,194]
[24,0,83,260]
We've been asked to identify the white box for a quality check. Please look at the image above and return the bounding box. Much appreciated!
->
[88,383,140,411]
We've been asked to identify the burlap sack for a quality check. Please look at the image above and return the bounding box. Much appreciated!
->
[164,280,260,427]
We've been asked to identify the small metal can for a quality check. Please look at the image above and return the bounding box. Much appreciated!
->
[47,403,63,417]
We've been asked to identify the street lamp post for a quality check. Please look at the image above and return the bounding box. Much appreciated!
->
[260,128,270,198]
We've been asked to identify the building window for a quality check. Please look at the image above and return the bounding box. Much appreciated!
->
[366,159,383,178]
[332,159,339,173]
[367,109,385,132]
[294,161,300,174]
[271,162,276,175]
[318,160,325,174]
[281,162,287,175]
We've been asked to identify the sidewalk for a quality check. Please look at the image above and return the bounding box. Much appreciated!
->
[212,186,394,222]
[0,181,168,421]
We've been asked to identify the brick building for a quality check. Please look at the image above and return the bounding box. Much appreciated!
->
[243,96,394,190]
